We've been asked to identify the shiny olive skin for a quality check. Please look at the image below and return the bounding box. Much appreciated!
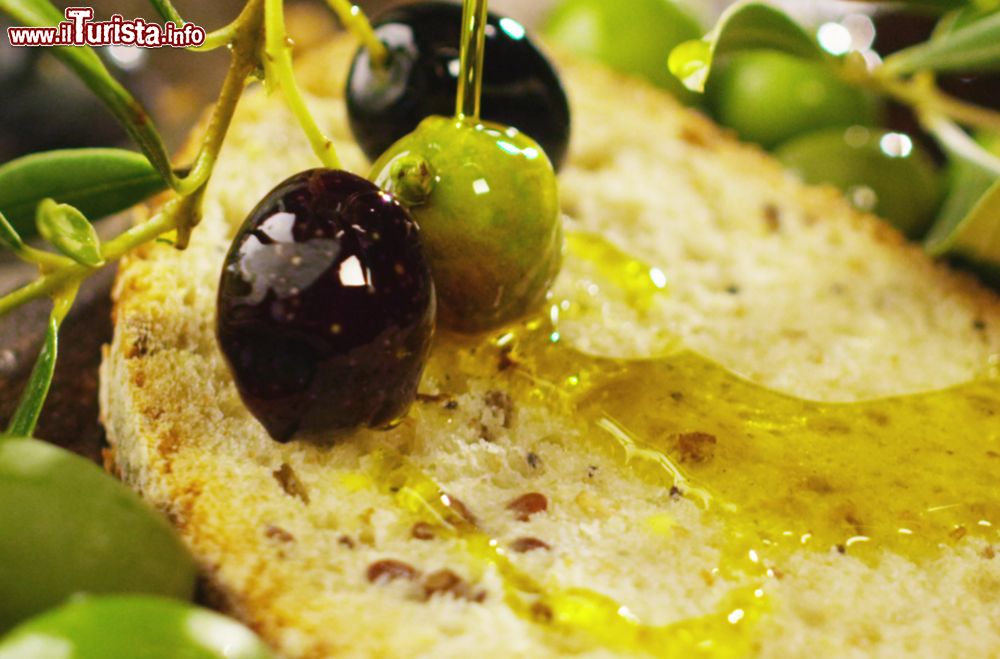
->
[776,127,943,238]
[372,117,562,333]
[217,169,435,442]
[544,0,701,101]
[0,439,196,632]
[706,50,880,149]
[0,596,273,659]
[347,2,571,170]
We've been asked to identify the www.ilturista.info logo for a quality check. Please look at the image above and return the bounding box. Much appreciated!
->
[7,7,206,48]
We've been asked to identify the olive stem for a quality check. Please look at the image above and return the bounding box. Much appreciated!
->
[867,69,1000,134]
[176,0,263,197]
[323,0,390,69]
[455,0,489,121]
[150,0,239,53]
[389,155,436,206]
[264,0,342,169]
[193,22,241,52]
[0,201,179,317]
[14,245,75,271]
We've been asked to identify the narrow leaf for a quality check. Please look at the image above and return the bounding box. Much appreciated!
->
[35,199,104,267]
[924,118,1000,252]
[669,1,823,93]
[920,119,1000,285]
[0,0,176,185]
[884,9,1000,74]
[927,177,1000,287]
[0,148,166,237]
[5,288,74,438]
[0,211,23,252]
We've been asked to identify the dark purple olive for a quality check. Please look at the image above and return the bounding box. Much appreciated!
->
[217,169,435,442]
[346,1,571,170]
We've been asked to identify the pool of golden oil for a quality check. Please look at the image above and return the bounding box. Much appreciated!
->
[363,231,1000,656]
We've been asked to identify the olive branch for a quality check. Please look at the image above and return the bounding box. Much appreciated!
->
[0,0,383,439]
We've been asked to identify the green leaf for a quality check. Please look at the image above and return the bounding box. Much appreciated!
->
[668,1,823,93]
[0,148,166,238]
[35,199,104,267]
[884,8,1000,75]
[927,177,1000,286]
[5,311,61,438]
[923,121,1000,284]
[0,0,176,185]
[925,120,1000,252]
[0,212,23,252]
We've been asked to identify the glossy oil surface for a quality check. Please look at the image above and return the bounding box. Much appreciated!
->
[360,232,1000,655]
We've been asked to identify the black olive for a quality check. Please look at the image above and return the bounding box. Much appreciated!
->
[216,169,435,442]
[346,1,571,170]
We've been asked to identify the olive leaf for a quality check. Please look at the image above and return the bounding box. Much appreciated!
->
[883,8,1000,75]
[4,288,74,438]
[0,212,24,252]
[0,148,166,238]
[922,120,1000,284]
[668,1,823,93]
[35,199,104,267]
[926,178,1000,285]
[0,0,176,186]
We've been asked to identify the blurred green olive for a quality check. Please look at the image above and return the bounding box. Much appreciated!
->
[0,596,274,659]
[776,127,943,238]
[543,0,702,101]
[707,50,880,149]
[0,438,196,632]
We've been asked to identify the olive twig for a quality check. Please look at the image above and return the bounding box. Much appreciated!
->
[323,0,389,69]
[194,23,242,52]
[147,0,241,52]
[175,0,264,199]
[12,245,75,271]
[869,69,1000,133]
[263,0,342,169]
[0,199,180,317]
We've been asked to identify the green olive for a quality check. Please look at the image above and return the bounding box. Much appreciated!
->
[775,127,943,238]
[372,116,562,333]
[0,438,196,632]
[543,0,702,101]
[706,50,880,148]
[0,596,273,659]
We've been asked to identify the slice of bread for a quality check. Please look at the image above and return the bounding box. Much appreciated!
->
[100,35,1000,658]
